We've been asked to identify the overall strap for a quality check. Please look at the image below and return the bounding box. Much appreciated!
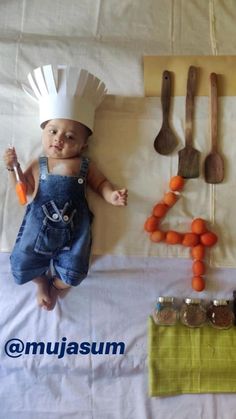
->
[39,156,48,177]
[78,157,89,181]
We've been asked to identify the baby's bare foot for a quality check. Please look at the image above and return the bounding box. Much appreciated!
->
[34,276,57,310]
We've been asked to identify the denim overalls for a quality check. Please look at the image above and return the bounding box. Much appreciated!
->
[10,156,93,286]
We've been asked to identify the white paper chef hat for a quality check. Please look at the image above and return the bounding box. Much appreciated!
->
[22,64,107,131]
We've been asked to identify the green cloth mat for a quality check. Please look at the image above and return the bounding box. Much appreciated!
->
[148,316,236,397]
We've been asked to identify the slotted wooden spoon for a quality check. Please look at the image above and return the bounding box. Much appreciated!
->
[178,66,200,178]
[204,73,224,183]
[153,70,178,155]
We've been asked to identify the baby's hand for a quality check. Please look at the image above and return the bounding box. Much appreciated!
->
[4,147,18,170]
[110,189,128,206]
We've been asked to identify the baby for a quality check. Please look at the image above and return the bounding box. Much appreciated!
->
[4,65,128,310]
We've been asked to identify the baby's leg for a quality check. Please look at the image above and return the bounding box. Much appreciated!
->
[33,276,58,310]
[53,277,71,290]
[10,245,54,308]
[51,277,71,300]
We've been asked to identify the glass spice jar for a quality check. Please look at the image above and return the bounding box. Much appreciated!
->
[180,298,206,328]
[153,296,178,326]
[207,299,235,330]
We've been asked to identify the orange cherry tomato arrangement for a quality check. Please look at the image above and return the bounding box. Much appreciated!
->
[144,175,218,292]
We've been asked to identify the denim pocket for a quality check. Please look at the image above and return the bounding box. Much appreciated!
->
[34,223,72,255]
[34,200,77,255]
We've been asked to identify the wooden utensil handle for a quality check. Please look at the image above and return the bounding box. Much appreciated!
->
[161,70,171,122]
[210,72,218,152]
[185,66,197,147]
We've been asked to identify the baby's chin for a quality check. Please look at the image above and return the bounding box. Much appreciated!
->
[45,149,79,159]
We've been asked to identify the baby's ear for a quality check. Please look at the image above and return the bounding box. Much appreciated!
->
[81,141,88,151]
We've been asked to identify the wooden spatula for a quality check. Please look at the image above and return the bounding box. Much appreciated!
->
[178,66,200,178]
[153,70,178,155]
[204,73,224,184]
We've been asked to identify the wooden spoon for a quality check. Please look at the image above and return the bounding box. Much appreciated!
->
[178,66,200,178]
[204,73,224,183]
[153,70,178,155]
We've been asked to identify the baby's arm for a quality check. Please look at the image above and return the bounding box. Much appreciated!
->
[98,181,128,206]
[88,162,128,206]
[4,147,37,196]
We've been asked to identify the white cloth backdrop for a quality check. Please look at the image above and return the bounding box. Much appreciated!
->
[1,1,236,418]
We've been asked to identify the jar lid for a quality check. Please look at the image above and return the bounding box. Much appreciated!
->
[184,297,201,305]
[212,299,228,306]
[157,296,175,303]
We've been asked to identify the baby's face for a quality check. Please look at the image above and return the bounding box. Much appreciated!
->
[42,119,89,159]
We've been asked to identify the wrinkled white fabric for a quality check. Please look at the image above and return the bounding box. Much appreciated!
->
[1,1,236,418]
[1,252,236,419]
[2,95,236,268]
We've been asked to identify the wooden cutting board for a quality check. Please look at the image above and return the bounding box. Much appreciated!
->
[144,55,236,97]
